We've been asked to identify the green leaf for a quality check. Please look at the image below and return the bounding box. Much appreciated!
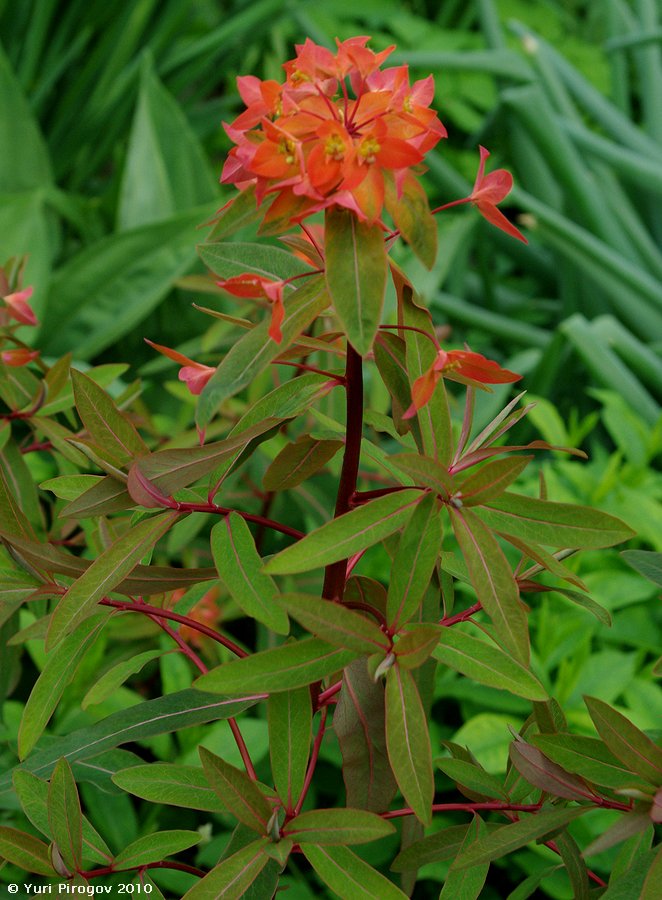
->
[387,172,437,269]
[439,815,489,900]
[200,746,272,833]
[281,593,389,654]
[118,54,216,229]
[0,461,37,540]
[195,637,358,695]
[391,824,477,871]
[501,533,588,592]
[509,742,593,800]
[0,826,54,877]
[585,697,662,786]
[385,665,433,825]
[386,492,442,628]
[114,830,202,869]
[211,514,289,635]
[263,436,343,491]
[40,474,104,502]
[393,625,442,671]
[641,844,662,900]
[450,506,530,664]
[302,844,407,899]
[197,275,330,427]
[181,838,269,900]
[18,611,110,759]
[284,808,395,845]
[455,807,589,869]
[112,763,226,812]
[0,42,52,191]
[82,649,164,709]
[199,240,311,282]
[3,690,261,797]
[554,830,590,900]
[40,208,212,358]
[206,185,263,241]
[477,492,636,548]
[621,550,662,587]
[46,511,177,649]
[335,659,397,813]
[268,687,312,811]
[391,452,454,499]
[264,490,423,575]
[436,759,506,800]
[47,759,83,873]
[433,629,547,701]
[71,369,148,465]
[325,206,387,356]
[530,734,653,792]
[458,457,532,507]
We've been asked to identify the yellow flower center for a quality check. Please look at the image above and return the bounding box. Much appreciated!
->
[359,137,381,164]
[324,133,346,160]
[280,138,296,165]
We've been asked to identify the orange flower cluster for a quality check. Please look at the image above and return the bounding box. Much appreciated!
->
[1,270,40,368]
[221,36,446,226]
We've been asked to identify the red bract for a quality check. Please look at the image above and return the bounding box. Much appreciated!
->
[216,274,286,343]
[145,340,215,396]
[404,348,522,418]
[1,286,38,326]
[221,37,446,225]
[470,146,527,243]
[1,348,40,367]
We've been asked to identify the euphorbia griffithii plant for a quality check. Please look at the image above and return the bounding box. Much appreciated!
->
[1,37,659,899]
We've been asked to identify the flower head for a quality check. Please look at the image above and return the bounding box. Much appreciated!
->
[145,340,215,396]
[1,348,40,367]
[221,37,446,226]
[470,146,527,243]
[404,348,521,418]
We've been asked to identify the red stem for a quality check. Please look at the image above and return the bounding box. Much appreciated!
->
[383,802,543,819]
[170,501,303,540]
[322,343,363,600]
[83,861,206,879]
[99,598,248,657]
[440,602,483,627]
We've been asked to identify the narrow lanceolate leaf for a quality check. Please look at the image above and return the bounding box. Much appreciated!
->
[387,492,442,629]
[182,838,269,900]
[197,276,330,427]
[268,687,312,811]
[112,764,226,812]
[114,831,202,869]
[455,807,589,869]
[265,490,422,575]
[335,659,397,813]
[263,436,343,491]
[509,742,594,801]
[530,734,652,792]
[130,417,283,498]
[433,630,548,701]
[391,452,454,498]
[458,457,532,507]
[46,512,177,650]
[0,827,54,876]
[212,514,289,635]
[393,625,442,671]
[585,697,662,786]
[195,638,359,695]
[47,758,83,874]
[449,506,529,664]
[476,492,636,548]
[388,171,437,269]
[325,206,387,356]
[385,665,433,826]
[281,593,389,654]
[82,649,164,709]
[501,532,588,592]
[61,476,132,519]
[641,844,662,900]
[302,844,407,899]
[283,808,395,845]
[71,369,148,465]
[3,691,261,797]
[18,612,110,759]
[199,747,272,833]
[439,815,489,900]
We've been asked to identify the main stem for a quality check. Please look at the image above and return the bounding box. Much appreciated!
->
[322,342,363,601]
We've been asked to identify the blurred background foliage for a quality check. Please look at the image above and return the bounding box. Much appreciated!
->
[1,1,661,896]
